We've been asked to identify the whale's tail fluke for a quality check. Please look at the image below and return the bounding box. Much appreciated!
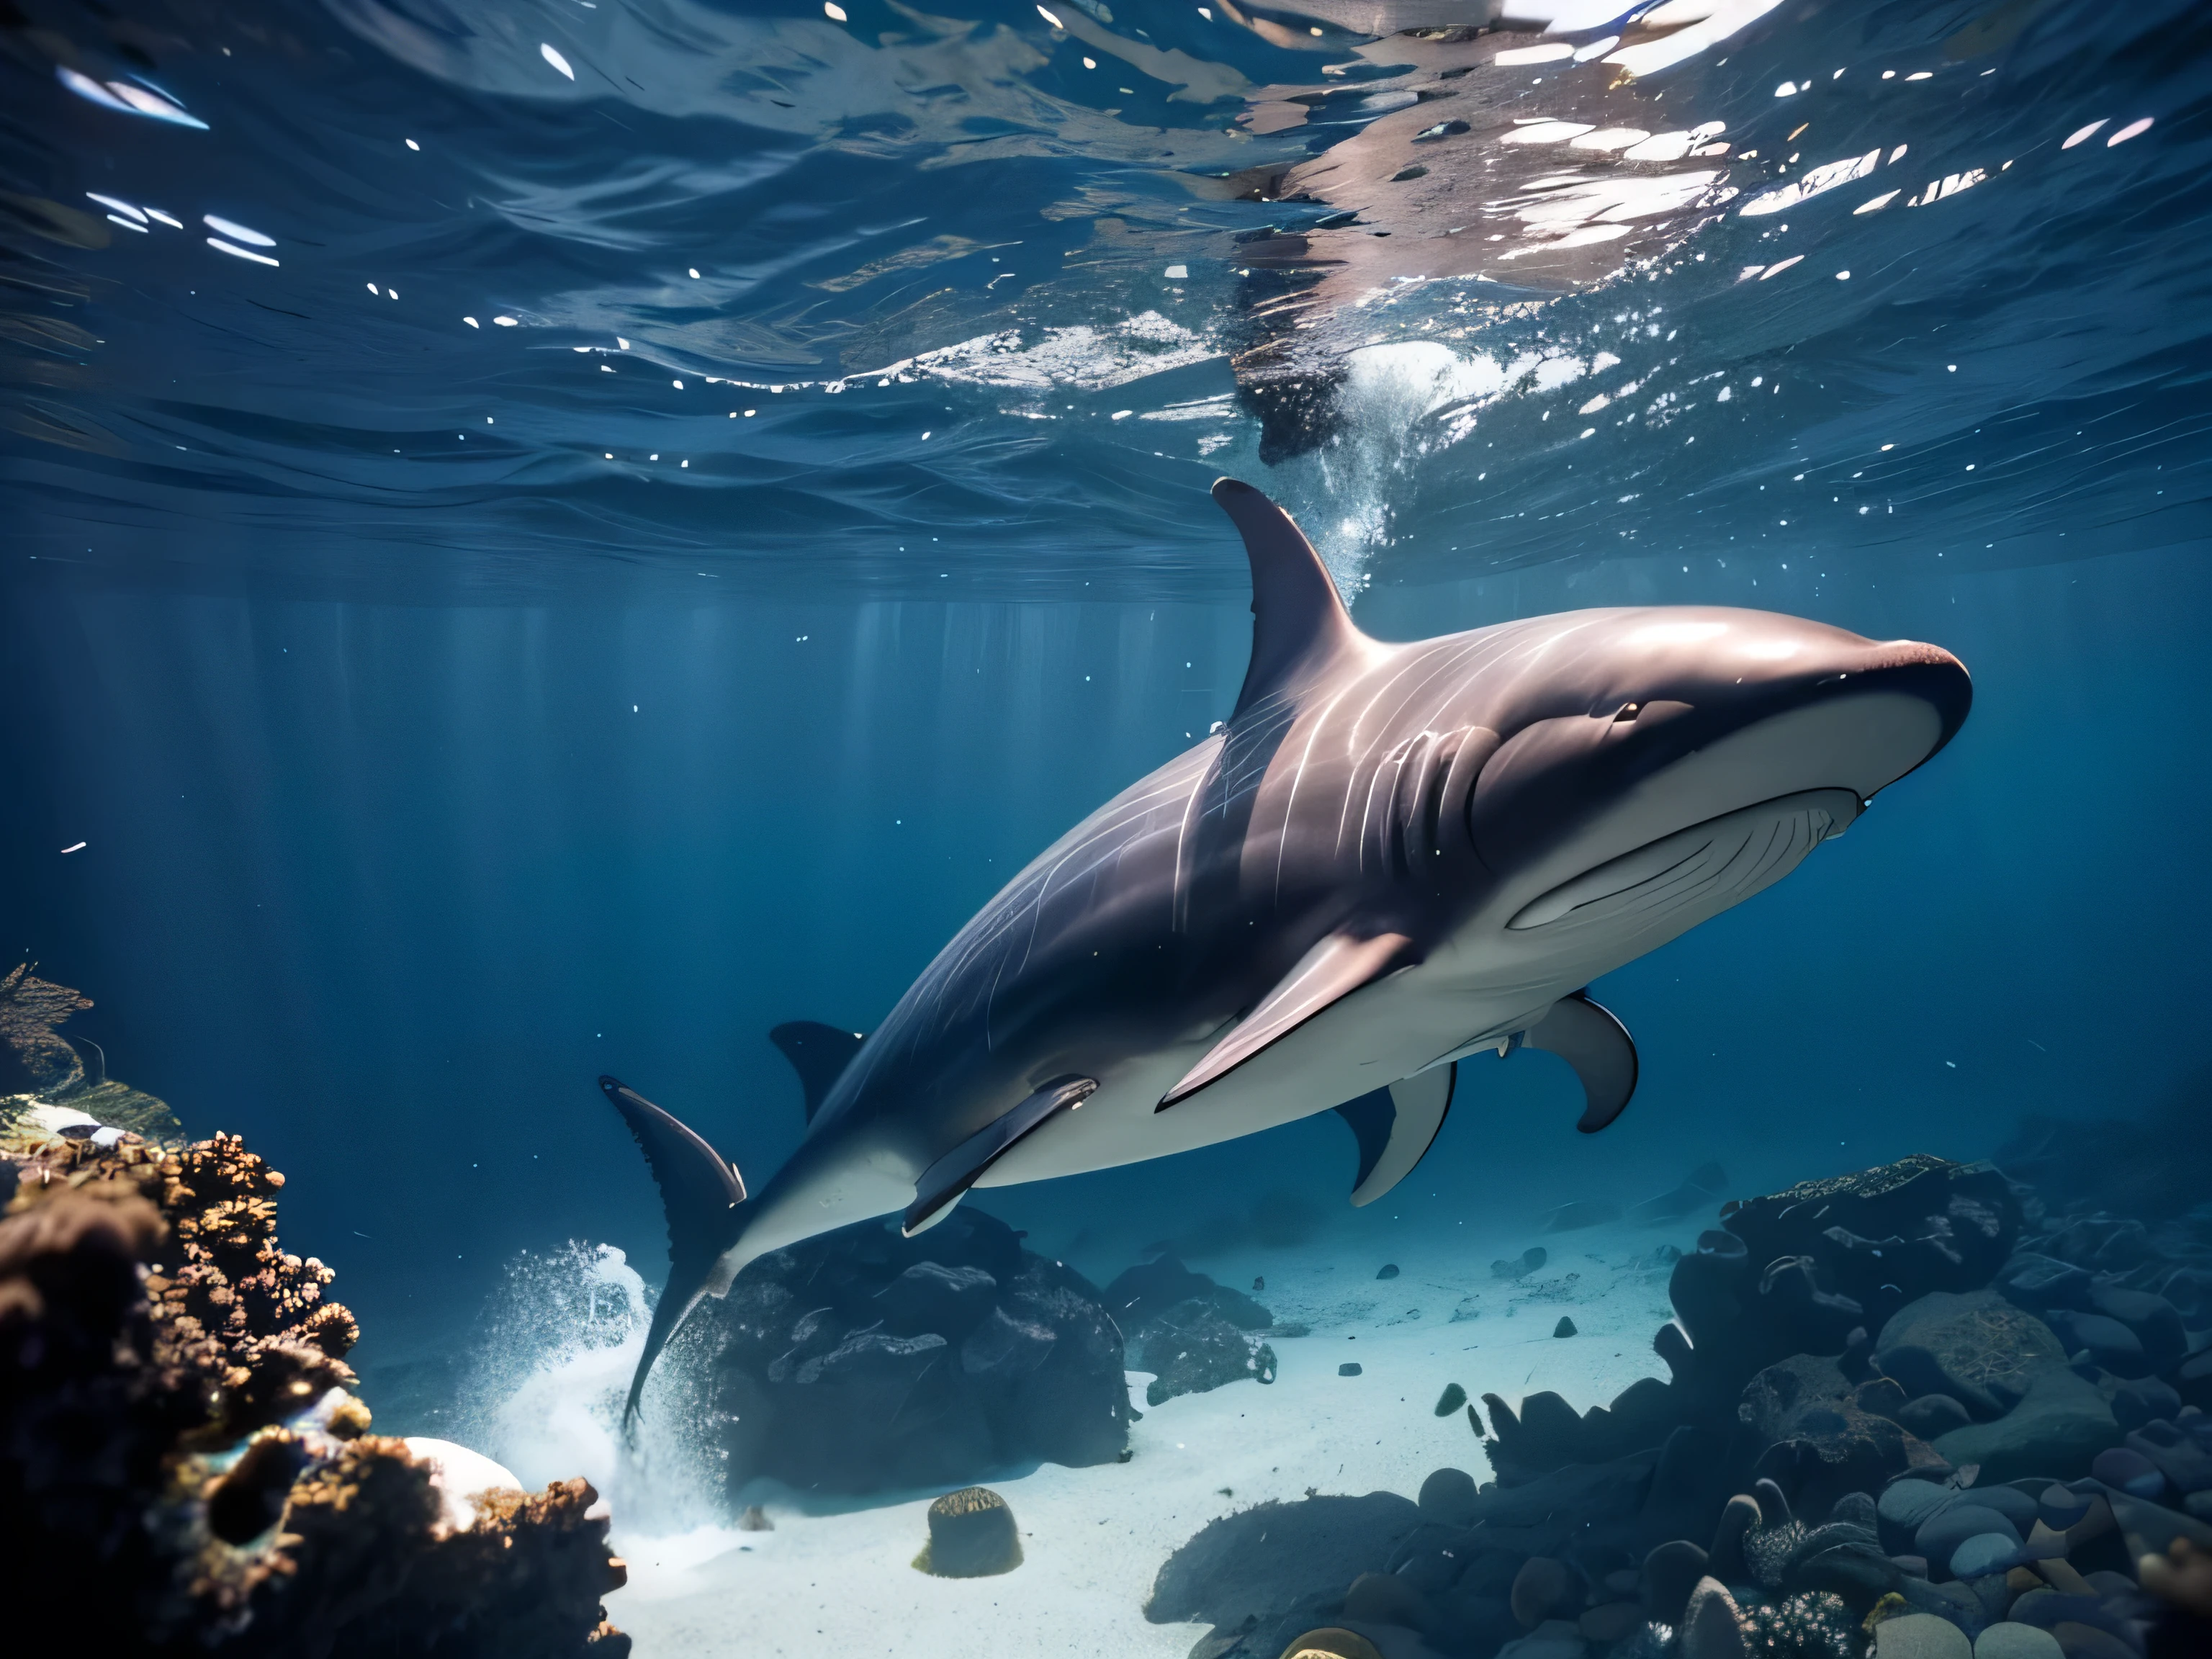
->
[598,1075,749,1428]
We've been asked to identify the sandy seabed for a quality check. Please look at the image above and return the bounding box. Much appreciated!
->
[605,1212,1699,1658]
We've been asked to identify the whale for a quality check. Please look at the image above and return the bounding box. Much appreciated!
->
[601,477,1971,1421]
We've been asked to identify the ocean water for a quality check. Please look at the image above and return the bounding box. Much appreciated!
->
[4,0,2211,1650]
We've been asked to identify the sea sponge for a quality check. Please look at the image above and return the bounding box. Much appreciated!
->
[916,1485,1023,1577]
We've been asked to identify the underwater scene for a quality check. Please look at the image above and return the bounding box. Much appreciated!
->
[4,0,2212,1653]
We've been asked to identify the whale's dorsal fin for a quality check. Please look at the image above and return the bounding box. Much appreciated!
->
[1157,929,1419,1109]
[1212,478,1368,719]
[769,1020,866,1122]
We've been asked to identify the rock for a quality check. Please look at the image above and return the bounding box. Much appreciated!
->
[1951,1533,2021,1581]
[1936,1369,2121,1484]
[1874,1611,1976,1658]
[2046,1624,2134,1659]
[1343,1570,1434,1628]
[1997,1254,2097,1314]
[1833,1491,1880,1529]
[2043,1312,2147,1379]
[1434,1383,1467,1417]
[875,1261,998,1336]
[2128,1416,2212,1493]
[1103,1254,1274,1331]
[1710,1492,1763,1581]
[1376,1263,1401,1280]
[1146,1493,1426,1632]
[1642,1539,1709,1624]
[1725,1156,2021,1333]
[1918,1505,2023,1567]
[1553,1317,1578,1339]
[1341,1362,1364,1377]
[1789,1530,1907,1607]
[737,1504,772,1531]
[1884,1478,1964,1539]
[1139,1301,1277,1405]
[1511,1556,1576,1628]
[917,1485,1021,1577]
[1879,1290,2068,1419]
[1903,1395,1977,1438]
[2090,1446,2166,1499]
[1416,1467,1478,1526]
[1681,1577,1748,1659]
[2088,1285,2186,1373]
[2038,1485,2093,1531]
[2108,1377,2182,1434]
[1740,1353,1920,1520]
[1493,1247,1547,1280]
[1578,1602,1641,1643]
[1496,1619,1588,1659]
[1974,1624,2063,1659]
[713,1206,1128,1493]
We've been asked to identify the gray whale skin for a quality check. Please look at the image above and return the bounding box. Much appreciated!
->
[601,477,1972,1421]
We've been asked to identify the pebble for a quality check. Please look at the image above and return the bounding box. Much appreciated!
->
[1375,1263,1401,1280]
[1874,1612,1974,1659]
[1950,1532,2020,1580]
[1974,1626,2063,1659]
[1883,1478,1960,1534]
[1918,1504,2021,1564]
[2088,1446,2164,1498]
[1338,1362,1363,1377]
[1554,1316,1578,1338]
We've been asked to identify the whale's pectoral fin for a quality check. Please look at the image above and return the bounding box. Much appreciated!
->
[904,1074,1098,1236]
[1520,993,1639,1133]
[599,1075,749,1426]
[768,1020,866,1123]
[1335,1064,1458,1207]
[1159,930,1419,1110]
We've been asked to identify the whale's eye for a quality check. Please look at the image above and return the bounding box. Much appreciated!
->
[1612,703,1642,724]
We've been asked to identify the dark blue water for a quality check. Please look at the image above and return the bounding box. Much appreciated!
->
[4,0,2212,1614]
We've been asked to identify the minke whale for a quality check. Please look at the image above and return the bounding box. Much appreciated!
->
[601,478,1971,1421]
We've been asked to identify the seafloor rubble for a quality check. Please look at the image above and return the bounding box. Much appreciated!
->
[1151,1154,2212,1659]
[0,1022,630,1657]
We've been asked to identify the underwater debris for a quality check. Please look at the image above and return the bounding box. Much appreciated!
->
[0,961,92,1094]
[1493,1246,1548,1280]
[0,966,183,1141]
[0,1129,629,1655]
[914,1485,1022,1578]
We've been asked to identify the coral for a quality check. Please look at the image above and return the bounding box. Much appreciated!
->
[916,1484,1022,1577]
[1743,1591,1861,1658]
[1744,1516,1810,1591]
[0,1128,630,1656]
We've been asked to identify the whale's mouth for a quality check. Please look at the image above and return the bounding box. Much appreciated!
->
[1506,788,1862,934]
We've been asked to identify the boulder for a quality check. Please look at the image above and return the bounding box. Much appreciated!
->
[1917,1505,2022,1567]
[1511,1557,1576,1628]
[2127,1417,2212,1493]
[1146,1492,1426,1632]
[1739,1352,1921,1519]
[1681,1577,1748,1659]
[1934,1370,2121,1485]
[1417,1467,1478,1527]
[706,1207,1128,1494]
[1877,1291,2068,1419]
[2087,1285,2186,1373]
[917,1485,1021,1578]
[2090,1446,2164,1499]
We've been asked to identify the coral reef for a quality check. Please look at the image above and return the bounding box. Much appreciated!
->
[1107,1254,1282,1405]
[1148,1151,2212,1659]
[691,1204,1128,1494]
[0,1128,629,1656]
